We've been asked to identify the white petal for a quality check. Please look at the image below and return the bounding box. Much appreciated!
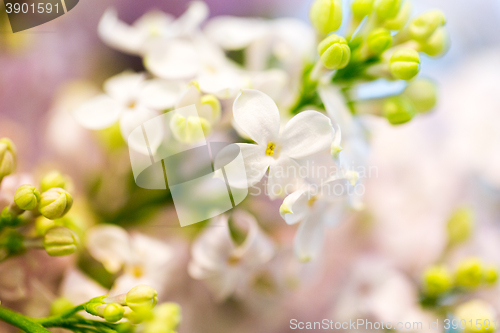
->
[170,1,209,36]
[198,70,244,99]
[250,69,288,102]
[235,143,272,187]
[267,156,303,199]
[139,79,181,110]
[204,16,269,50]
[86,225,132,274]
[133,10,175,38]
[73,95,121,130]
[271,18,316,64]
[280,189,310,225]
[176,84,202,109]
[233,89,280,145]
[145,40,200,80]
[120,107,163,154]
[280,111,334,159]
[294,211,326,262]
[98,9,146,55]
[104,72,145,103]
[61,269,108,305]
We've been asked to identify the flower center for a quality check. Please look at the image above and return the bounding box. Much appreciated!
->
[307,195,318,207]
[227,254,241,266]
[131,265,144,278]
[266,142,277,156]
[127,100,137,109]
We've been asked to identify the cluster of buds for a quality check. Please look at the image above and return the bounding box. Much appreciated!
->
[308,0,447,125]
[422,258,498,299]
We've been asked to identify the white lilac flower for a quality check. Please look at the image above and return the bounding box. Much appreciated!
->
[188,211,275,300]
[231,89,334,199]
[85,225,174,295]
[73,72,180,153]
[279,177,359,261]
[98,1,208,56]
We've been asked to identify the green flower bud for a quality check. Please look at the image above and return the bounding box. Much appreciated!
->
[154,303,181,330]
[39,188,73,220]
[50,297,74,316]
[455,258,484,289]
[367,28,393,55]
[0,138,16,182]
[409,10,446,42]
[446,207,473,246]
[420,27,449,57]
[170,114,211,144]
[374,0,402,20]
[103,303,125,323]
[383,0,411,30]
[43,226,78,256]
[318,34,351,69]
[309,0,343,35]
[484,266,498,285]
[126,285,158,312]
[455,300,496,333]
[383,96,416,125]
[41,171,68,192]
[352,0,373,19]
[402,78,438,113]
[35,216,58,236]
[389,49,420,80]
[423,265,452,297]
[14,185,41,211]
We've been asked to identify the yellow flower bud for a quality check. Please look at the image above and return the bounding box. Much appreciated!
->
[43,226,78,256]
[455,300,496,333]
[35,216,58,236]
[310,0,343,35]
[484,266,498,285]
[39,188,73,220]
[103,303,125,323]
[384,0,411,30]
[352,0,374,19]
[374,0,402,20]
[170,114,211,144]
[409,10,446,42]
[126,285,158,312]
[383,96,416,125]
[455,258,484,289]
[14,185,41,211]
[403,78,438,113]
[389,49,420,80]
[423,265,452,297]
[367,28,393,55]
[318,34,351,69]
[419,27,450,57]
[446,207,473,246]
[41,171,69,192]
[0,138,16,182]
[151,303,181,331]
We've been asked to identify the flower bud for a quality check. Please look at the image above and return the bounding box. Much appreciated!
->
[389,49,420,80]
[14,185,41,211]
[352,0,373,20]
[39,188,73,220]
[374,0,402,20]
[446,207,473,246]
[126,285,158,312]
[35,216,58,236]
[43,226,78,256]
[318,34,351,69]
[423,265,452,297]
[367,28,392,55]
[40,171,68,192]
[455,300,496,333]
[310,0,343,35]
[419,27,449,57]
[103,303,125,323]
[402,78,438,113]
[383,0,411,30]
[50,297,74,316]
[455,258,483,289]
[170,114,211,144]
[0,138,16,182]
[383,96,416,125]
[484,266,498,285]
[144,303,181,332]
[409,10,446,42]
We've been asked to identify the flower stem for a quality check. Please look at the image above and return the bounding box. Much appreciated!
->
[0,305,51,332]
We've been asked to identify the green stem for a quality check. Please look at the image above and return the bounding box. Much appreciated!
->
[0,305,51,333]
[34,304,85,326]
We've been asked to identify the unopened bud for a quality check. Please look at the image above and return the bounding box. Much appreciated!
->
[403,78,438,113]
[455,258,483,289]
[126,285,158,312]
[103,303,125,323]
[14,185,41,211]
[383,0,411,30]
[383,96,416,125]
[50,297,74,316]
[39,188,73,220]
[423,265,452,297]
[455,300,496,333]
[374,0,402,20]
[318,34,351,69]
[170,114,211,144]
[310,0,343,35]
[352,0,373,20]
[0,138,16,182]
[41,171,69,192]
[409,10,446,42]
[389,49,420,80]
[43,226,78,256]
[484,266,498,285]
[367,28,392,55]
[419,27,449,57]
[146,303,182,332]
[446,207,473,246]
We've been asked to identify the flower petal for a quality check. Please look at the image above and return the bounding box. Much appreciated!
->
[204,16,269,50]
[280,110,334,159]
[86,225,132,274]
[120,107,163,154]
[73,95,121,130]
[145,40,201,80]
[139,79,181,110]
[230,143,271,187]
[233,89,280,145]
[104,72,145,103]
[198,69,244,99]
[170,1,209,36]
[98,9,146,55]
[294,210,326,262]
[267,156,303,199]
[279,189,310,225]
